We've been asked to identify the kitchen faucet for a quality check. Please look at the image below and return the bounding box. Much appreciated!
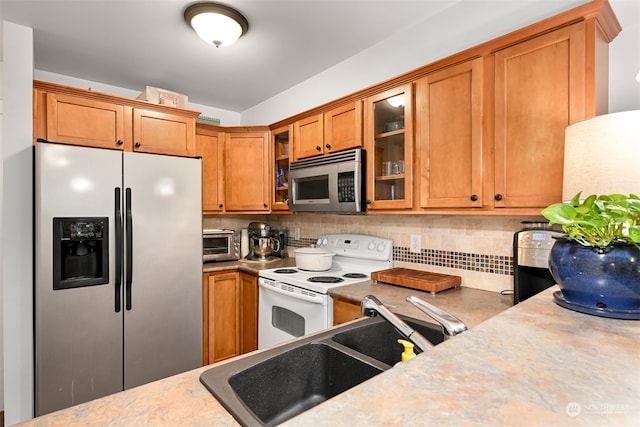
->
[360,295,434,352]
[406,296,468,336]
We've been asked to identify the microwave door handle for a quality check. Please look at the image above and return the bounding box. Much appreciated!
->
[259,281,325,304]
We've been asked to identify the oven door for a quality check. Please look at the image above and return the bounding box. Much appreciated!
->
[258,278,331,349]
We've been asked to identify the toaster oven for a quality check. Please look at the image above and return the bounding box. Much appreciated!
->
[203,229,240,262]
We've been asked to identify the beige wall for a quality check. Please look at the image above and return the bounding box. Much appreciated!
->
[204,214,546,294]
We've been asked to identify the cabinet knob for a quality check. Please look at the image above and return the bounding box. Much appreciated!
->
[116,140,124,146]
[494,193,503,201]
[134,142,141,148]
[470,194,478,202]
[263,203,268,208]
[219,204,223,208]
[325,144,331,150]
[366,200,372,205]
[315,146,321,151]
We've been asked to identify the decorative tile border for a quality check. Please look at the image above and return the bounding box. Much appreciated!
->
[393,247,513,276]
[287,237,514,276]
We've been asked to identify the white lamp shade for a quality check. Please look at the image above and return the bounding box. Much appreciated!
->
[190,12,243,47]
[562,110,640,200]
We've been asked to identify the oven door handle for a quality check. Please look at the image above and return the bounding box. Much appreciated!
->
[259,280,325,304]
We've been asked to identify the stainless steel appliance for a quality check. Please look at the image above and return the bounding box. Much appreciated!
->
[246,222,284,261]
[288,148,366,213]
[513,225,560,304]
[203,228,240,262]
[258,233,393,349]
[34,142,202,416]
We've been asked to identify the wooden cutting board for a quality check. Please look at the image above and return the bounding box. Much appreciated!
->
[370,268,461,293]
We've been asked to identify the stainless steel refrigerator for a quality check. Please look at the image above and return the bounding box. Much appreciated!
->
[34,142,202,416]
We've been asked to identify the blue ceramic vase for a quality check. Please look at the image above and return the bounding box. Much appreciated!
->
[549,238,640,319]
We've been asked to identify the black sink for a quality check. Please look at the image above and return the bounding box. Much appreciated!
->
[200,315,446,426]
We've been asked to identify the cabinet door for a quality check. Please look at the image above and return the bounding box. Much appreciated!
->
[204,271,240,364]
[416,58,483,208]
[225,131,270,212]
[333,297,364,325]
[45,92,126,149]
[239,272,258,354]
[196,130,225,212]
[293,113,324,159]
[271,125,292,211]
[364,84,414,209]
[132,108,195,156]
[494,22,585,208]
[324,101,363,154]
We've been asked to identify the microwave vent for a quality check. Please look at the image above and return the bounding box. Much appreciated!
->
[289,148,363,170]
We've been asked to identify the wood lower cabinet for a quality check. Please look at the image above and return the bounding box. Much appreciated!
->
[333,297,364,325]
[416,58,483,209]
[203,270,258,365]
[34,81,199,157]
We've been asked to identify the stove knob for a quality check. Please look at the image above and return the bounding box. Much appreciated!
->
[377,243,386,252]
[368,241,376,251]
[316,238,322,246]
[320,238,328,246]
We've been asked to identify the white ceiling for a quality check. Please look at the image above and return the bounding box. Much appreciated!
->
[1,0,457,112]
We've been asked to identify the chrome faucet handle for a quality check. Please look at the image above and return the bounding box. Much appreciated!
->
[406,296,468,336]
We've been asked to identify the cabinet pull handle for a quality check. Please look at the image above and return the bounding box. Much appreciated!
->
[494,194,503,201]
[470,194,478,202]
[315,145,321,151]
[116,140,124,146]
[134,142,141,148]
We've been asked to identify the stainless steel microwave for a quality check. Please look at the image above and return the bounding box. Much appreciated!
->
[288,148,365,213]
[203,229,240,262]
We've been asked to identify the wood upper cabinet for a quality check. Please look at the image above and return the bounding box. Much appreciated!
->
[271,125,292,212]
[202,270,258,365]
[364,84,414,210]
[225,131,270,212]
[293,113,324,160]
[493,21,593,209]
[195,126,225,213]
[323,101,363,154]
[293,101,362,160]
[132,108,195,156]
[33,81,199,157]
[42,92,126,150]
[416,58,483,209]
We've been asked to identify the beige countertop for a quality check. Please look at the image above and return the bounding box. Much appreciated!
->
[17,283,639,426]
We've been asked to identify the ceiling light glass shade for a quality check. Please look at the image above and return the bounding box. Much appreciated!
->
[184,2,248,48]
[562,110,640,201]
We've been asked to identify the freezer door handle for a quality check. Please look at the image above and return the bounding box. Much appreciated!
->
[115,187,123,312]
[125,187,133,310]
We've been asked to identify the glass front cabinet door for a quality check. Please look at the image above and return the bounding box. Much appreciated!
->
[364,84,413,209]
[271,125,292,211]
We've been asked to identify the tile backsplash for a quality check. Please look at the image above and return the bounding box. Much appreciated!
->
[203,213,545,294]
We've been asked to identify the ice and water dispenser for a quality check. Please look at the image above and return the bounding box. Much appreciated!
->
[52,217,109,290]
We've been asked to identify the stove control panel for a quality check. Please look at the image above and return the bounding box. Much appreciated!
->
[316,233,393,261]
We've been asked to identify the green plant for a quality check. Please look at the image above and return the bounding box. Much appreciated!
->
[541,192,640,249]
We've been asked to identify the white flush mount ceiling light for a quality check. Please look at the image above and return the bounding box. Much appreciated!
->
[184,2,249,48]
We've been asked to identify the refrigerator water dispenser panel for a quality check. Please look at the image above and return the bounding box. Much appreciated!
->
[53,217,109,290]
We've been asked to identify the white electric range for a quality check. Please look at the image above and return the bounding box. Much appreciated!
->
[258,233,393,349]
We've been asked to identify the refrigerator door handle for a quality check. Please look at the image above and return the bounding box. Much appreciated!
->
[125,187,133,310]
[115,187,123,312]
